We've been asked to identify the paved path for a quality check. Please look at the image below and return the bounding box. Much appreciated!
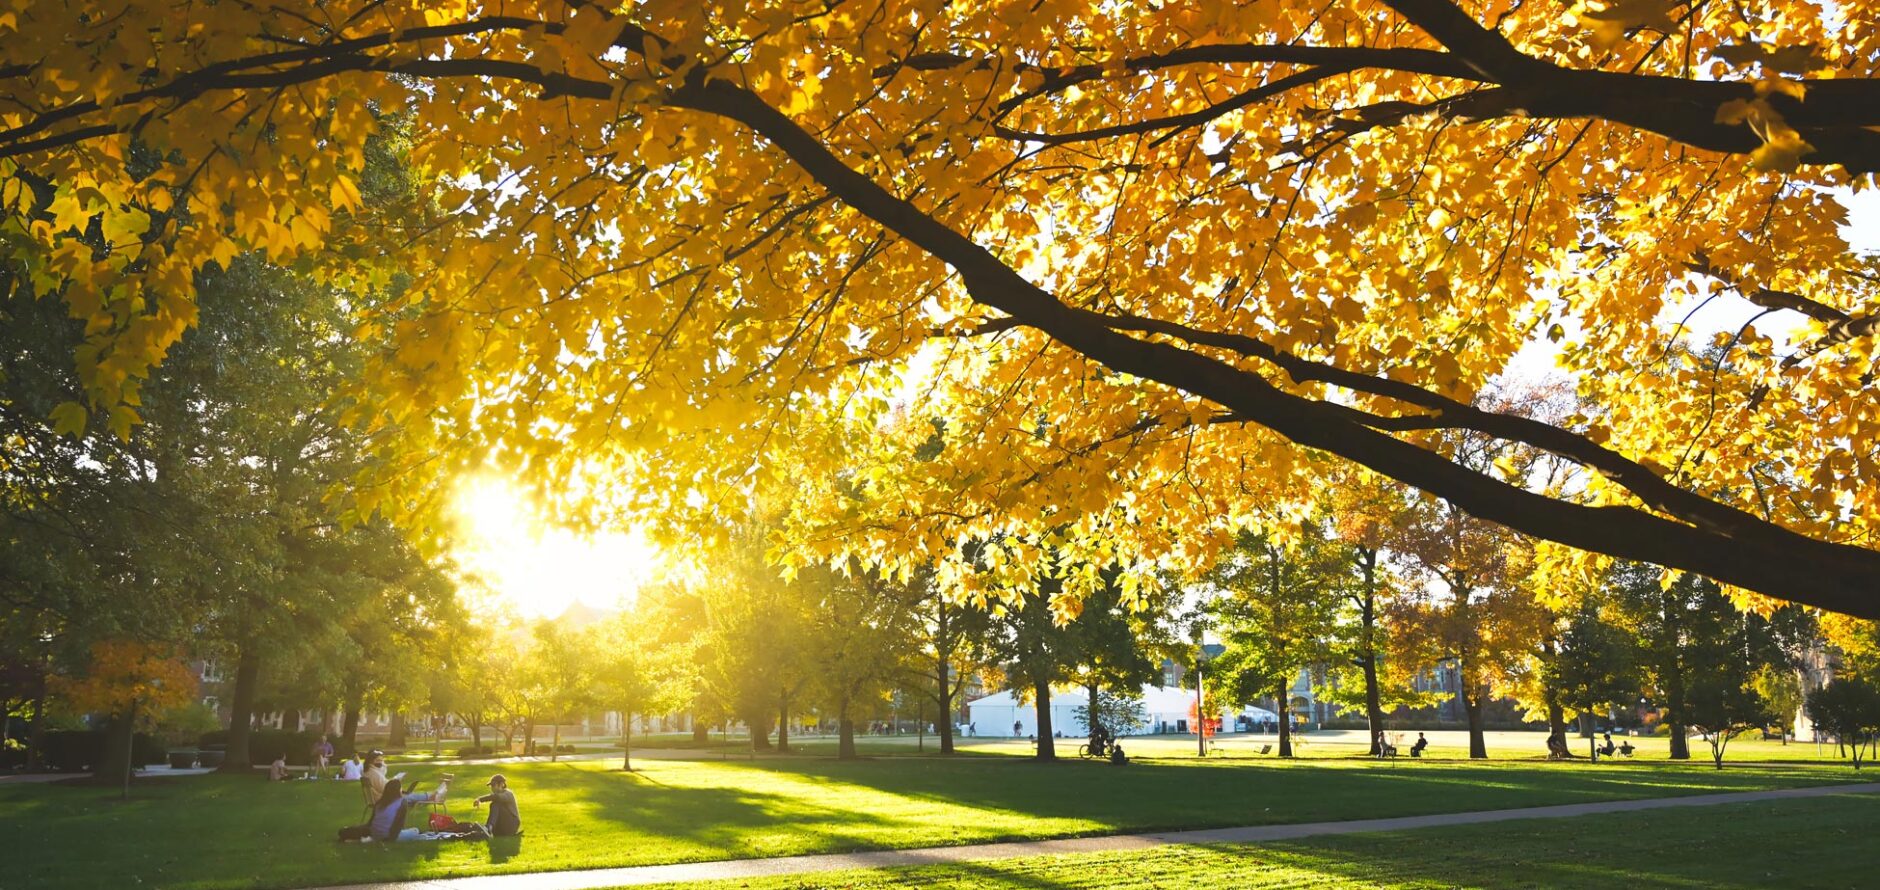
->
[310,781,1880,890]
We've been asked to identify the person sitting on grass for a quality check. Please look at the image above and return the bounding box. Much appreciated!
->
[338,755,363,782]
[472,774,522,837]
[268,754,290,782]
[363,752,389,801]
[367,777,452,842]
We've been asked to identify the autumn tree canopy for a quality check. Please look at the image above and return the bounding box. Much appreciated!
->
[6,0,1880,616]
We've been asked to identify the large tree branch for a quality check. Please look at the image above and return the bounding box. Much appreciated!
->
[664,72,1880,619]
[1380,0,1548,82]
[992,66,1353,146]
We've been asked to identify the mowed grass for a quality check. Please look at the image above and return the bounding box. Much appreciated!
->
[4,750,1871,890]
[641,791,1880,890]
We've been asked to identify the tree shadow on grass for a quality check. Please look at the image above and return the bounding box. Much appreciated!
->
[687,755,1849,841]
[540,764,905,860]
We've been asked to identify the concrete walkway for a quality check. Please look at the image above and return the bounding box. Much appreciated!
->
[310,781,1880,890]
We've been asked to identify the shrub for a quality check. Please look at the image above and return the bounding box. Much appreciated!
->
[36,730,164,771]
[454,745,503,758]
[197,729,322,765]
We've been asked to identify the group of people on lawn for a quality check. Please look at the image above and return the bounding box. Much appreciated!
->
[274,746,523,843]
[356,750,521,843]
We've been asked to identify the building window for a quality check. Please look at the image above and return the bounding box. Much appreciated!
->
[202,696,219,710]
[200,660,223,683]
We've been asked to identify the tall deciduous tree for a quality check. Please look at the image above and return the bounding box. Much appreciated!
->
[1543,597,1641,757]
[595,613,674,772]
[805,565,913,760]
[897,569,991,756]
[1205,528,1345,758]
[1806,679,1880,770]
[11,1,1880,621]
[986,561,1083,761]
[50,641,196,796]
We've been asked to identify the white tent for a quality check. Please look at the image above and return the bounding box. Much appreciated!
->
[967,684,1260,737]
[964,688,1088,737]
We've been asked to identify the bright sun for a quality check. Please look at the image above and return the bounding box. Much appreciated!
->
[449,476,661,620]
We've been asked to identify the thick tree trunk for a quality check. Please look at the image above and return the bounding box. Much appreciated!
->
[748,714,772,751]
[285,709,301,732]
[1464,686,1488,759]
[1086,679,1101,741]
[96,706,136,792]
[388,712,407,749]
[523,717,535,756]
[776,690,790,753]
[1033,681,1056,760]
[1539,634,1568,755]
[341,703,361,756]
[1665,667,1691,760]
[1277,686,1294,757]
[692,714,709,743]
[219,647,261,772]
[838,715,857,759]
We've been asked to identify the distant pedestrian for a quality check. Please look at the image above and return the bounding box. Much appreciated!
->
[1013,720,1022,737]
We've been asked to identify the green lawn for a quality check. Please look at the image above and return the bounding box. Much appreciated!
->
[5,752,1870,890]
[641,791,1880,889]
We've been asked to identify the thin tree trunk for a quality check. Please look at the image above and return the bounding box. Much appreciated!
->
[219,646,260,772]
[1277,686,1294,757]
[26,673,47,773]
[1356,547,1385,756]
[551,720,561,762]
[1033,681,1056,760]
[936,653,956,754]
[1087,679,1101,740]
[620,712,633,771]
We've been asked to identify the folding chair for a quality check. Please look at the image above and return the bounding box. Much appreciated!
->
[360,777,377,824]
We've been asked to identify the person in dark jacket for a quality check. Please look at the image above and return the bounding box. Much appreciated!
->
[474,774,522,837]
